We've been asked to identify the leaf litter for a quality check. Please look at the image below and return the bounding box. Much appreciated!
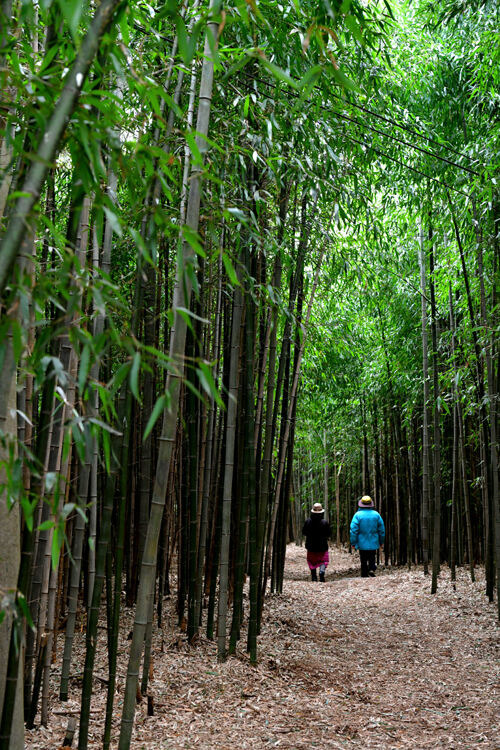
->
[26,544,499,749]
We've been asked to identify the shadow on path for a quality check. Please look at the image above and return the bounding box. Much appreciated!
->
[284,562,395,582]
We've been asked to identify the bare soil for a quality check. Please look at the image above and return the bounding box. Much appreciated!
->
[26,545,499,749]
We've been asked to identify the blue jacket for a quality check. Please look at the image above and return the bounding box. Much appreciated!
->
[350,509,385,550]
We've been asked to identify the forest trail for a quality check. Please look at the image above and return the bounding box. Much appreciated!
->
[26,545,499,750]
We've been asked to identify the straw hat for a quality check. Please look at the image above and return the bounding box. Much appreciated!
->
[311,503,324,514]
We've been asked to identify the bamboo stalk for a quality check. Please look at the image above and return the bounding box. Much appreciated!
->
[418,223,430,575]
[429,225,441,594]
[118,8,221,745]
[0,0,125,301]
[217,263,243,661]
[263,236,328,594]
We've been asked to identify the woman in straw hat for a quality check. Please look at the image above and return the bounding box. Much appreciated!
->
[302,503,331,581]
[350,495,385,577]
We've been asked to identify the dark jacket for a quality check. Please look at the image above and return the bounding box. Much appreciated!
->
[302,514,331,553]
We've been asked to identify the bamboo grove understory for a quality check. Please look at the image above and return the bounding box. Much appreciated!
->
[0,0,498,747]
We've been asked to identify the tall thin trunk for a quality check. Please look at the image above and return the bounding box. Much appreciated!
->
[77,427,122,750]
[119,9,221,745]
[0,0,125,301]
[40,259,82,723]
[194,248,222,632]
[448,191,491,594]
[0,278,25,748]
[263,241,328,588]
[487,204,499,617]
[418,223,430,575]
[186,330,200,643]
[102,387,131,749]
[429,227,441,594]
[217,267,243,661]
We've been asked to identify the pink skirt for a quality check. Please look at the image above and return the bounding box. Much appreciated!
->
[307,550,329,570]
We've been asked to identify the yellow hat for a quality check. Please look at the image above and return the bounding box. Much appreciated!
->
[358,495,374,508]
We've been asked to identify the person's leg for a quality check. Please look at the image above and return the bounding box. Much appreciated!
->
[311,568,317,581]
[319,563,326,582]
[359,550,369,577]
[368,550,376,575]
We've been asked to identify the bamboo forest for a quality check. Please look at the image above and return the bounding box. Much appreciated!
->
[0,0,498,747]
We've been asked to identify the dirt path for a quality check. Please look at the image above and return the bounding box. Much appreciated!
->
[26,546,499,749]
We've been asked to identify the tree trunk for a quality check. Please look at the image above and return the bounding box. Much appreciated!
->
[418,223,430,575]
[0,0,125,301]
[0,318,24,749]
[429,226,441,594]
[217,262,243,661]
[119,9,221,744]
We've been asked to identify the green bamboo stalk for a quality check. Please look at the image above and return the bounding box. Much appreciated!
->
[429,227,441,595]
[217,264,243,662]
[103,388,130,750]
[0,245,31,748]
[206,421,223,640]
[77,439,121,750]
[60,198,96,701]
[24,369,56,721]
[194,247,222,632]
[0,0,125,303]
[418,223,430,575]
[263,239,327,592]
[118,7,221,745]
[231,247,255,654]
[489,213,500,619]
[186,330,200,642]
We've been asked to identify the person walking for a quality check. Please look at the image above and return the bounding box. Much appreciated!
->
[302,503,331,582]
[350,495,385,578]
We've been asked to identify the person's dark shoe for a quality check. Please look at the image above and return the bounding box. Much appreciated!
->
[311,569,318,581]
[368,571,375,577]
[319,571,325,582]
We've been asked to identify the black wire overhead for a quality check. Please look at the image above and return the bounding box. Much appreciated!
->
[130,20,481,187]
[327,90,479,167]
[241,71,480,178]
[342,132,471,199]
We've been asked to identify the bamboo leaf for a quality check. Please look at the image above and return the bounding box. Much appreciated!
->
[103,206,123,237]
[345,15,363,44]
[72,422,87,464]
[51,526,61,570]
[143,394,167,441]
[181,225,206,257]
[38,520,55,531]
[175,15,189,64]
[17,594,35,632]
[297,64,323,91]
[110,361,131,395]
[330,66,359,91]
[176,307,209,325]
[88,418,122,436]
[221,52,253,82]
[129,352,141,402]
[57,0,84,39]
[102,429,111,474]
[222,252,240,286]
[260,59,298,89]
[185,130,204,166]
[197,362,225,409]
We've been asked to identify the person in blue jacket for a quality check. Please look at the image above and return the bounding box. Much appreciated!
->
[350,495,385,577]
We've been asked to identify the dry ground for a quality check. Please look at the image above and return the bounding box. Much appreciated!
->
[27,545,499,749]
